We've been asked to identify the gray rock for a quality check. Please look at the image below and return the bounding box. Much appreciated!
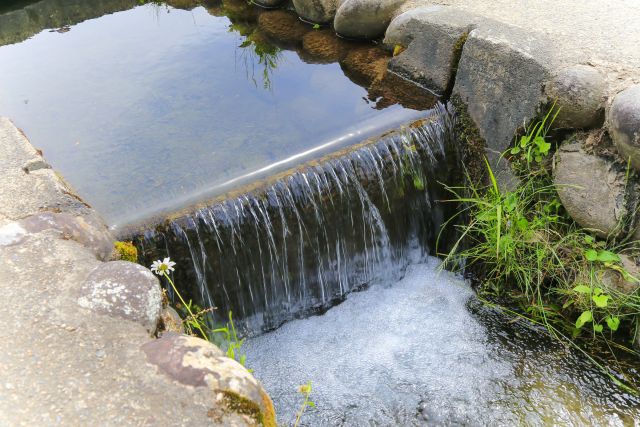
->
[384,6,480,96]
[601,254,640,295]
[453,21,559,153]
[160,306,184,334]
[334,0,406,40]
[609,85,640,171]
[18,212,113,260]
[292,0,337,23]
[546,65,606,129]
[142,333,276,424]
[78,261,162,334]
[553,141,628,238]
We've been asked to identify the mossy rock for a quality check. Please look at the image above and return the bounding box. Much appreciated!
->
[113,241,138,262]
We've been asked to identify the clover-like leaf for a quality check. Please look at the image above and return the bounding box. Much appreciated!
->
[606,316,620,331]
[575,310,593,329]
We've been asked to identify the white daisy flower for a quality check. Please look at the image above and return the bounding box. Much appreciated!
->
[150,257,176,276]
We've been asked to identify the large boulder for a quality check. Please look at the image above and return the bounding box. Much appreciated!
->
[453,21,559,153]
[292,0,337,24]
[545,65,606,129]
[553,140,629,238]
[334,0,407,40]
[384,6,479,96]
[78,261,163,334]
[609,85,640,171]
[142,333,276,426]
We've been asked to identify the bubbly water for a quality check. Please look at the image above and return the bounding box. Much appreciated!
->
[245,258,640,426]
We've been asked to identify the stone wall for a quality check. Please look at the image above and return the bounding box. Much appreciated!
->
[0,118,275,425]
[275,0,640,242]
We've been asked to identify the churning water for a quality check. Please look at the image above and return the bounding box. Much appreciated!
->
[245,258,640,426]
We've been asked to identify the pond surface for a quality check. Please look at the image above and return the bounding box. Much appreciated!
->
[245,256,640,426]
[0,0,427,227]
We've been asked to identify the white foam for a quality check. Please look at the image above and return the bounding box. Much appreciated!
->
[245,258,639,426]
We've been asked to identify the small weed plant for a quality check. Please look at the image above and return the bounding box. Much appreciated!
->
[294,381,315,427]
[441,106,640,391]
[150,258,251,369]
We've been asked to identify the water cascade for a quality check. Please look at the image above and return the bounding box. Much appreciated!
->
[133,102,461,334]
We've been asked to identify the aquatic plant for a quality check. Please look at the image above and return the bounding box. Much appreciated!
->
[293,381,314,427]
[441,107,640,391]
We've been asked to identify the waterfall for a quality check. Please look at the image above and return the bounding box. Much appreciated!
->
[133,102,461,334]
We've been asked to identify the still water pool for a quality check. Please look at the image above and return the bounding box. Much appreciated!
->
[0,0,427,227]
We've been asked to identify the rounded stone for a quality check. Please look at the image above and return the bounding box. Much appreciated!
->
[141,333,276,426]
[292,0,338,24]
[546,65,606,129]
[553,140,628,238]
[78,261,162,334]
[334,0,407,40]
[19,212,113,260]
[609,85,640,171]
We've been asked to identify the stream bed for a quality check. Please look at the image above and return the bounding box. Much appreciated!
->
[245,256,640,426]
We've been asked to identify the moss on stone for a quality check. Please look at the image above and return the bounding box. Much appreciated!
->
[219,390,276,426]
[451,94,487,185]
[114,241,138,262]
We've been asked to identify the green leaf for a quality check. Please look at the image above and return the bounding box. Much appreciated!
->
[606,316,620,331]
[510,146,521,155]
[573,284,592,294]
[562,300,575,309]
[504,193,518,212]
[534,136,551,155]
[596,250,620,263]
[520,135,530,148]
[592,294,610,308]
[307,401,316,407]
[593,323,603,333]
[516,217,529,231]
[584,235,594,244]
[584,249,598,261]
[593,287,603,296]
[575,310,593,329]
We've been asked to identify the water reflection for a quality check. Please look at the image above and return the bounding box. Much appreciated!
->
[0,1,435,227]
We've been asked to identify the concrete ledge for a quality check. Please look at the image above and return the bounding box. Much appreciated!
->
[0,118,274,425]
